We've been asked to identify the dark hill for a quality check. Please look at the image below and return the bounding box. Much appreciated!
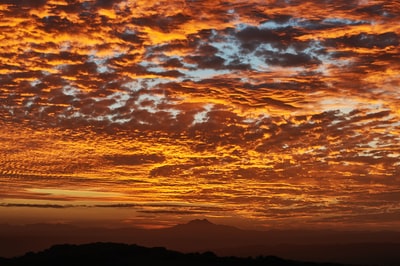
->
[1,221,400,265]
[0,242,352,266]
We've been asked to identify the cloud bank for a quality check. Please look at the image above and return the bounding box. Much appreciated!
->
[0,0,399,229]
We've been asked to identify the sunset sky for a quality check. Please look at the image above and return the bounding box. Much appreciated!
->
[0,0,399,231]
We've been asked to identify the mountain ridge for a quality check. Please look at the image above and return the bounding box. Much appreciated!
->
[1,220,400,265]
[0,242,355,266]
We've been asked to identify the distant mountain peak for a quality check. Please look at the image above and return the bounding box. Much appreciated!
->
[170,219,219,231]
[187,219,214,225]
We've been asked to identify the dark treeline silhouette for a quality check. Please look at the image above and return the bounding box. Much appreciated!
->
[0,242,354,266]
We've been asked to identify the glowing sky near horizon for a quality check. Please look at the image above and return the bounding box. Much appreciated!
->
[0,0,400,230]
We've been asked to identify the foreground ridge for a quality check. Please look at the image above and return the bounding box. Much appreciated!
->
[1,242,354,266]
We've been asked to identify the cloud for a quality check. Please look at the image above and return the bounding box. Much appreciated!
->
[137,209,205,215]
[356,3,393,17]
[236,26,293,47]
[105,154,166,166]
[132,13,192,33]
[40,16,76,33]
[1,0,400,229]
[2,0,47,8]
[95,0,125,9]
[327,32,399,49]
[0,203,70,208]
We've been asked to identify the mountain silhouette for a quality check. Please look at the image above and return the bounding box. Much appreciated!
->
[179,218,217,227]
[187,218,214,225]
[165,219,244,241]
[171,219,240,232]
[0,242,353,266]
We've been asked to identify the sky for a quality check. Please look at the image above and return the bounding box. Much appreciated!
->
[0,0,399,231]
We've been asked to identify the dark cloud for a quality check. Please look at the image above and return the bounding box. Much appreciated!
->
[260,96,297,109]
[0,203,69,208]
[105,154,166,165]
[132,13,191,33]
[327,32,399,49]
[186,55,225,69]
[264,52,321,67]
[117,31,144,44]
[236,27,282,49]
[94,203,138,208]
[94,0,126,8]
[162,58,184,68]
[356,4,392,17]
[41,16,75,33]
[138,210,204,215]
[1,0,47,7]
[150,164,193,177]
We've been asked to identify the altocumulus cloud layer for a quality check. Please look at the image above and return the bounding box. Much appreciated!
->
[0,0,399,229]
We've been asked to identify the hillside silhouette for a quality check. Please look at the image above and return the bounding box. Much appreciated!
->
[0,242,353,266]
[1,220,400,265]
